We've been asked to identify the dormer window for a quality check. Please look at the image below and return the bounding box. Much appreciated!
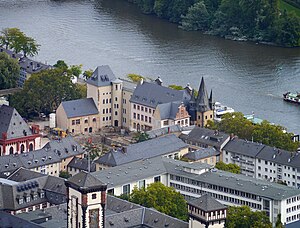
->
[26,195,31,203]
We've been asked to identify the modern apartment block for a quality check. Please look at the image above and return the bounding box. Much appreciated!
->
[91,156,300,226]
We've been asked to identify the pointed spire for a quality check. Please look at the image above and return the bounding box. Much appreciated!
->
[209,89,213,110]
[196,77,211,112]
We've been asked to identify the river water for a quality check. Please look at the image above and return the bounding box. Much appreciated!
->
[0,0,299,133]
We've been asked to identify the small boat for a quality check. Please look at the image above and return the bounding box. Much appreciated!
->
[283,92,300,104]
[214,102,235,122]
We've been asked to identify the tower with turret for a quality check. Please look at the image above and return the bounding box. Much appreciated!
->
[65,171,107,228]
[189,77,214,127]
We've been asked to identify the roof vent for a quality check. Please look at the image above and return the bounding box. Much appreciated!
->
[124,217,129,222]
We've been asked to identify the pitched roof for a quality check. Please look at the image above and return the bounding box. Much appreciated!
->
[60,98,98,118]
[0,211,42,228]
[0,105,33,139]
[188,194,227,212]
[183,148,220,161]
[223,138,265,157]
[196,77,211,112]
[156,101,185,120]
[179,127,230,150]
[19,57,51,74]
[67,157,96,172]
[86,65,116,87]
[0,136,84,177]
[66,171,106,192]
[256,146,300,169]
[95,134,188,166]
[130,81,191,108]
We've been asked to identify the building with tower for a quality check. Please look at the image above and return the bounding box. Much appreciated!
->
[65,171,107,228]
[189,77,214,128]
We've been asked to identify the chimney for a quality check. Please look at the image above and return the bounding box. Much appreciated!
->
[140,78,144,85]
[155,76,162,86]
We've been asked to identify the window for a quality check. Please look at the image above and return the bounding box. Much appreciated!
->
[84,119,88,123]
[92,194,97,199]
[145,107,148,112]
[103,109,105,114]
[72,120,75,125]
[163,120,168,126]
[76,119,80,124]
[115,97,118,102]
[103,99,105,104]
[141,107,144,111]
[137,105,140,110]
[93,118,96,122]
[115,85,118,90]
[149,117,152,123]
[134,104,136,109]
[139,180,145,189]
[115,111,118,116]
[145,116,148,122]
[137,114,140,120]
[123,184,130,195]
[18,198,24,204]
[154,176,161,182]
[141,115,144,121]
[84,128,88,132]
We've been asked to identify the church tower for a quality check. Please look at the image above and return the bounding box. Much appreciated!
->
[65,171,107,228]
[192,77,214,127]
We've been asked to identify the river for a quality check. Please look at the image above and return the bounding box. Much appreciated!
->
[0,0,299,133]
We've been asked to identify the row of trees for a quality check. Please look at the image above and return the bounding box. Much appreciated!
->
[207,112,300,151]
[0,28,40,57]
[128,0,300,47]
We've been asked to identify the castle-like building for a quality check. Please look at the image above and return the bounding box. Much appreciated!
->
[56,65,214,134]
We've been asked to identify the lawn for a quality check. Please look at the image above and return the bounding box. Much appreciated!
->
[279,0,300,17]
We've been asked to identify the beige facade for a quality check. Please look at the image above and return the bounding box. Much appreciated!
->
[196,110,214,128]
[56,103,100,135]
[121,89,133,129]
[130,103,155,131]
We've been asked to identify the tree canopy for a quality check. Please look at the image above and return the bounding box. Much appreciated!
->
[0,28,40,57]
[127,73,145,82]
[0,52,20,89]
[9,68,85,118]
[226,206,272,228]
[126,182,188,221]
[215,161,241,174]
[127,0,300,47]
[208,112,299,151]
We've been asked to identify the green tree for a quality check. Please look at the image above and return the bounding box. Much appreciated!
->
[53,60,68,71]
[70,64,83,77]
[226,206,272,228]
[59,170,71,179]
[83,141,102,160]
[215,161,241,174]
[130,182,188,221]
[275,214,284,228]
[133,132,149,142]
[180,1,210,31]
[0,52,20,89]
[83,69,94,79]
[127,73,145,82]
[0,28,23,49]
[9,68,84,117]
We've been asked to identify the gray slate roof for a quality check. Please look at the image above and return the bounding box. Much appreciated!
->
[120,78,137,92]
[0,211,42,228]
[179,127,230,150]
[60,98,98,118]
[0,105,33,139]
[19,57,51,74]
[223,138,265,157]
[67,171,106,190]
[67,157,96,172]
[0,169,66,211]
[183,148,220,161]
[156,101,187,120]
[95,134,188,167]
[130,81,191,108]
[86,65,117,87]
[188,194,227,212]
[0,136,84,177]
[147,125,195,138]
[256,145,300,169]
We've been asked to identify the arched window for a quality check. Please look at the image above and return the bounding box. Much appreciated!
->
[29,143,34,151]
[9,147,14,155]
[20,144,25,153]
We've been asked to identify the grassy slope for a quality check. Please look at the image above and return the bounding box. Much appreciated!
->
[279,0,300,17]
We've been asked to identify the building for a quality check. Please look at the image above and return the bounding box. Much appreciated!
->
[56,65,136,134]
[65,171,107,228]
[0,47,51,87]
[189,77,214,127]
[94,134,189,170]
[0,168,66,214]
[67,157,96,176]
[188,194,227,228]
[180,127,230,152]
[56,98,100,134]
[153,101,190,129]
[129,79,191,131]
[183,147,220,166]
[0,105,41,155]
[255,146,300,188]
[0,136,84,177]
[91,156,300,226]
